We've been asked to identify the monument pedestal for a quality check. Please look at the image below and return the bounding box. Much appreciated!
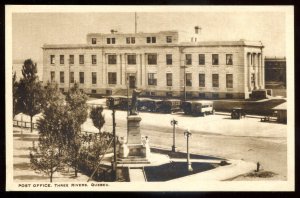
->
[118,115,150,164]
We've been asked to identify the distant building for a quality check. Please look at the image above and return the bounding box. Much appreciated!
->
[42,29,264,99]
[265,56,286,88]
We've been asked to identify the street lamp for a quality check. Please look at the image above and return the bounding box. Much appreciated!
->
[184,128,193,172]
[111,108,117,181]
[170,119,178,152]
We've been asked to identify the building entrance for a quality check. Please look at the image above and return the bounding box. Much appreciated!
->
[128,74,136,89]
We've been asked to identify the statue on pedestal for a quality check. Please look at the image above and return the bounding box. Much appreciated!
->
[130,88,141,115]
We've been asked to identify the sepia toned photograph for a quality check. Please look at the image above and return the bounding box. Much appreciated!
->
[5,5,294,191]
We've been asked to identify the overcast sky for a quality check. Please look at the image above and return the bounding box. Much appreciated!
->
[12,11,287,63]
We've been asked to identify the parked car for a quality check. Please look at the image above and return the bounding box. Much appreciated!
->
[137,98,163,112]
[106,96,123,109]
[158,99,182,113]
[231,107,246,119]
[119,96,132,110]
[181,100,214,116]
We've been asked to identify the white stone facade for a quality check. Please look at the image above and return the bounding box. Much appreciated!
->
[42,31,264,99]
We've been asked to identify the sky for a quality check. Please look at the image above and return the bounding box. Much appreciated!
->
[12,11,287,63]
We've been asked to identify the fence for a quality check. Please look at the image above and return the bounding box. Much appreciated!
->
[13,120,38,129]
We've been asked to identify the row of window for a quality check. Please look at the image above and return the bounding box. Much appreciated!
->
[91,36,173,45]
[50,53,233,66]
[51,71,233,88]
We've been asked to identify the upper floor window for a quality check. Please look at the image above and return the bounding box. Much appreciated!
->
[60,55,64,65]
[212,54,219,65]
[186,54,192,65]
[70,72,74,83]
[126,37,135,44]
[148,73,157,86]
[108,54,117,64]
[146,36,156,43]
[199,54,205,65]
[60,71,64,83]
[92,55,97,65]
[226,54,233,65]
[50,55,55,64]
[127,54,136,65]
[147,54,157,65]
[166,36,172,43]
[92,38,97,44]
[69,55,74,64]
[212,74,219,87]
[92,72,97,84]
[50,71,55,82]
[107,38,116,44]
[79,55,84,64]
[166,54,172,65]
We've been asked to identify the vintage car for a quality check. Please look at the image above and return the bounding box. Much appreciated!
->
[158,99,182,113]
[181,100,214,116]
[231,107,246,119]
[137,98,163,112]
[119,96,132,110]
[106,95,123,109]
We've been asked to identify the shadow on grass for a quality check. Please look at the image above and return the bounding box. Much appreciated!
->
[151,148,224,160]
[14,162,31,170]
[144,162,218,181]
[14,175,49,181]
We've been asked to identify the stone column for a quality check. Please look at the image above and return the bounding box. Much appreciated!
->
[247,53,251,91]
[117,53,121,85]
[136,53,141,86]
[102,53,106,85]
[141,53,146,87]
[257,53,261,89]
[253,53,258,90]
[121,54,126,86]
[261,52,265,88]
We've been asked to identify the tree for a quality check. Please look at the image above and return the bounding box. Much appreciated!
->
[13,72,19,118]
[30,82,66,182]
[90,106,105,133]
[18,59,43,132]
[64,83,88,177]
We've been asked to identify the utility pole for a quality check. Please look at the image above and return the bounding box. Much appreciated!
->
[112,108,117,181]
[184,129,193,172]
[171,119,178,152]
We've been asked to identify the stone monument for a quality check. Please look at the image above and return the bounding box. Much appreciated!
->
[118,88,150,164]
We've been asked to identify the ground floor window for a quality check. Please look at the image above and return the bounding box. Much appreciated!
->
[92,72,97,84]
[91,89,96,94]
[212,74,219,88]
[186,73,192,86]
[50,71,55,82]
[79,72,84,84]
[212,93,219,99]
[226,74,233,88]
[199,93,205,98]
[60,71,64,83]
[148,73,157,86]
[226,93,233,99]
[199,73,205,87]
[108,72,117,84]
[166,73,172,86]
[70,72,74,83]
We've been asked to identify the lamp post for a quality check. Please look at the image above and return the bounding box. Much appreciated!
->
[184,129,193,172]
[170,119,178,152]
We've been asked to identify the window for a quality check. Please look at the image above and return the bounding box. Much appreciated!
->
[146,37,156,43]
[226,54,233,65]
[166,54,172,65]
[166,73,172,86]
[186,54,192,65]
[79,55,84,64]
[199,54,205,65]
[199,93,205,99]
[186,73,192,86]
[199,74,205,87]
[107,38,116,44]
[212,74,219,87]
[91,89,96,94]
[79,72,84,84]
[212,54,219,65]
[108,55,117,64]
[127,54,136,65]
[108,72,117,84]
[126,37,135,44]
[70,72,74,83]
[50,71,55,82]
[226,74,233,88]
[147,54,157,65]
[212,93,219,99]
[69,55,74,64]
[166,92,173,97]
[226,93,233,99]
[166,36,172,43]
[148,73,157,85]
[60,55,64,64]
[50,55,55,64]
[60,71,64,83]
[92,72,97,84]
[92,38,97,44]
[92,55,97,65]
